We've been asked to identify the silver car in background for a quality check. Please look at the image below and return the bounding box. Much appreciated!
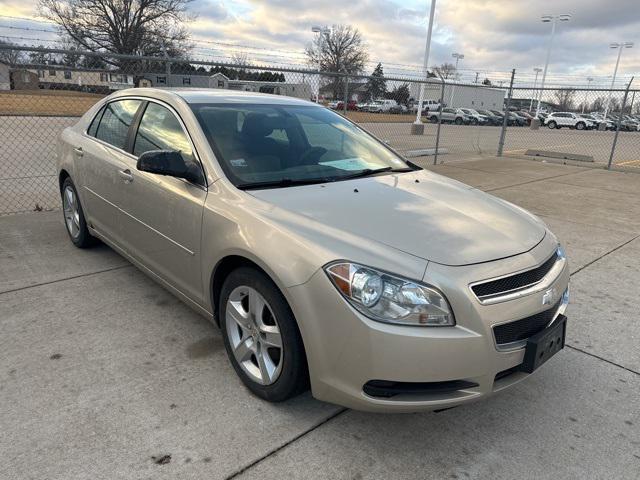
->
[57,88,570,412]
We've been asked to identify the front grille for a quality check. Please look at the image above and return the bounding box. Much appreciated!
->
[472,252,558,300]
[493,298,562,346]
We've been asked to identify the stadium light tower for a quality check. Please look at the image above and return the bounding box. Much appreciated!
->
[535,14,571,116]
[529,67,542,111]
[448,52,464,105]
[582,76,593,113]
[311,25,331,103]
[603,42,634,118]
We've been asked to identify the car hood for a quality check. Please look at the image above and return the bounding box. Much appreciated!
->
[249,170,546,266]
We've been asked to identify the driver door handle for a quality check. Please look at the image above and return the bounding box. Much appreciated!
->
[73,146,84,157]
[118,169,134,183]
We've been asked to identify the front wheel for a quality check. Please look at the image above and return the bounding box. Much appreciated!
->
[455,117,463,125]
[547,121,557,129]
[430,115,438,123]
[61,177,97,248]
[220,267,309,402]
[576,122,585,130]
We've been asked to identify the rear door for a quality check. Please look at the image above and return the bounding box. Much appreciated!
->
[79,99,143,244]
[117,100,208,303]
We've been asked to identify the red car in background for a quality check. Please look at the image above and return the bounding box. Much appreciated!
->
[334,100,358,111]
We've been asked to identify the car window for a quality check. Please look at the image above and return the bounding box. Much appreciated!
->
[133,102,194,164]
[87,105,106,137]
[95,99,142,150]
[191,103,411,187]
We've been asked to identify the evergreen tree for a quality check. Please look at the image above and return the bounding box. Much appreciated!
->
[364,63,386,101]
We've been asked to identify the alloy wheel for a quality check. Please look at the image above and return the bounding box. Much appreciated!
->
[63,186,81,239]
[225,286,283,385]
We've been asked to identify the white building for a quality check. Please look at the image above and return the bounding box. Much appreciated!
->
[410,80,506,110]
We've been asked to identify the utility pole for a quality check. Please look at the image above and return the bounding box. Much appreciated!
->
[604,42,633,118]
[413,0,437,131]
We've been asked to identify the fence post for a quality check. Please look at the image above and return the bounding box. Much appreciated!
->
[433,76,446,165]
[343,74,349,116]
[608,76,634,169]
[497,69,516,157]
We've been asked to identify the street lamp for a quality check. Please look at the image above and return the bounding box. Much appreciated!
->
[529,67,542,112]
[413,0,437,128]
[582,76,593,113]
[535,14,571,116]
[604,42,633,118]
[449,52,464,105]
[311,25,331,103]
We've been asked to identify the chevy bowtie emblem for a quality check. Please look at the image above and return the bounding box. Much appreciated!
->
[542,288,557,306]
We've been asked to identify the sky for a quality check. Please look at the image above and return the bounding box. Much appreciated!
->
[0,0,638,87]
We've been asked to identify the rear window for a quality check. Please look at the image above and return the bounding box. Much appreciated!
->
[94,99,142,150]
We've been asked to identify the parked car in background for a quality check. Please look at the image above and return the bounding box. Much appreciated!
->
[491,110,522,127]
[429,107,471,125]
[544,112,594,130]
[335,100,358,111]
[518,111,536,125]
[361,99,398,113]
[477,109,503,126]
[327,101,339,109]
[579,113,613,130]
[460,108,489,125]
[621,115,640,131]
[410,99,443,114]
[509,111,530,126]
[389,104,408,114]
[56,88,571,412]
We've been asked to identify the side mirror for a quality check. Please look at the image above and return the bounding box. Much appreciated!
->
[137,150,204,185]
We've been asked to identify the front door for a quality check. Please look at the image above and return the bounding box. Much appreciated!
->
[117,101,207,304]
[80,99,143,244]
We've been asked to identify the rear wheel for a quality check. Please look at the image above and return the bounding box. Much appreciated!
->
[61,177,97,248]
[455,117,463,125]
[471,118,479,125]
[430,115,438,123]
[547,120,557,129]
[576,122,585,130]
[220,267,308,402]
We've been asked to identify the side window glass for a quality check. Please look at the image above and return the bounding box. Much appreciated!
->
[95,99,142,150]
[87,105,105,137]
[133,102,194,164]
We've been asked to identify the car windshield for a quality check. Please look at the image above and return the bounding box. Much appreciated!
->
[190,103,413,188]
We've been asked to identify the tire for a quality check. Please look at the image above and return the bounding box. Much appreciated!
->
[61,177,97,248]
[576,122,585,130]
[430,115,438,123]
[455,117,463,125]
[471,118,479,125]
[547,121,557,129]
[220,267,308,402]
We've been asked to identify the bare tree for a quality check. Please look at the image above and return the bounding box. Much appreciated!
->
[0,40,26,65]
[305,24,368,98]
[590,96,605,112]
[554,88,576,111]
[434,63,456,79]
[38,0,195,67]
[231,52,251,68]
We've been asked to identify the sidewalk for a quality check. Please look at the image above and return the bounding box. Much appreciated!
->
[1,157,638,479]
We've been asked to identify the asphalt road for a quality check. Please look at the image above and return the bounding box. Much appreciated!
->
[1,157,639,479]
[1,115,640,215]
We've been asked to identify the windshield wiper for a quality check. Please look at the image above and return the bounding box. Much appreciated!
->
[337,166,414,180]
[236,177,330,190]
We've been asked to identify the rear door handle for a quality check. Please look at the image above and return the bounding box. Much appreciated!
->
[73,146,84,157]
[118,169,134,183]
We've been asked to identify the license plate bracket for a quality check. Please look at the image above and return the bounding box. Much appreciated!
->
[520,315,567,374]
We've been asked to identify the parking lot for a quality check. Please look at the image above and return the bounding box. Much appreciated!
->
[1,156,638,479]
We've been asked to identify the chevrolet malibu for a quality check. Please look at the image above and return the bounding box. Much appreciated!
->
[57,88,570,412]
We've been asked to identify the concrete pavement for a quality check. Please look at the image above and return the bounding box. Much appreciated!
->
[1,157,639,479]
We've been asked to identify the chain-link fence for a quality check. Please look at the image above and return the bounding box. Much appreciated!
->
[1,44,638,215]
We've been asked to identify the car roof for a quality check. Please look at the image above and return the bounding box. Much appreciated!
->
[110,87,320,107]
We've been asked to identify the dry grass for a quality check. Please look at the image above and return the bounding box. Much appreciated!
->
[0,90,104,116]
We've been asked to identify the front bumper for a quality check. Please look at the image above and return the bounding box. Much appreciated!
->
[287,233,570,412]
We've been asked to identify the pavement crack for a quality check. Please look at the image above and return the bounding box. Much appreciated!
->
[224,407,348,479]
[484,170,589,192]
[569,234,640,277]
[565,345,639,376]
[0,264,132,296]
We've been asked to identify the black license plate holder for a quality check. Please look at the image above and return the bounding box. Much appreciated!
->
[520,315,567,374]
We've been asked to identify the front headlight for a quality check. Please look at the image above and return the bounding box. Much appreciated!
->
[324,262,455,326]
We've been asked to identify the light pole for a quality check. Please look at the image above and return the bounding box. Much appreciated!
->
[535,14,571,116]
[582,76,593,113]
[449,52,464,105]
[311,25,331,103]
[604,42,633,118]
[413,0,437,127]
[529,67,542,111]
